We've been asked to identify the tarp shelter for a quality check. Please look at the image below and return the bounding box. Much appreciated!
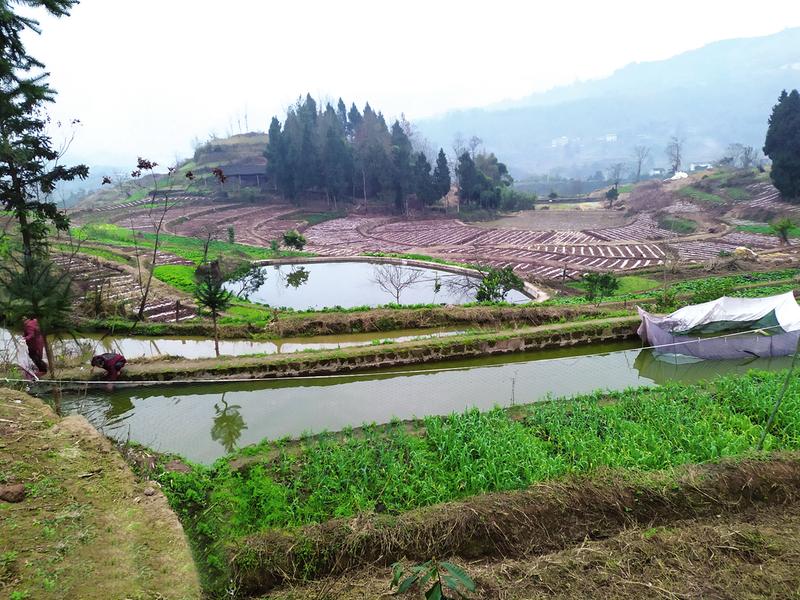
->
[637,292,800,360]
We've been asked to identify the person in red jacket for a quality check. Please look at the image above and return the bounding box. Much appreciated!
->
[91,353,127,381]
[22,316,48,375]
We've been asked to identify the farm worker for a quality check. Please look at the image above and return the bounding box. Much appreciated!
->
[91,352,127,381]
[22,316,48,375]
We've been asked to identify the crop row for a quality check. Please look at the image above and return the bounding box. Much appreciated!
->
[160,369,800,592]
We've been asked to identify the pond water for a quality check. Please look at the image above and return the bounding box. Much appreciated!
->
[235,262,531,309]
[57,341,795,463]
[0,327,463,362]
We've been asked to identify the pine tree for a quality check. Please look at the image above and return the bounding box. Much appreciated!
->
[433,148,451,199]
[764,89,800,201]
[390,120,412,213]
[336,98,348,132]
[347,102,362,138]
[194,267,233,358]
[413,152,436,205]
[0,0,88,257]
[265,116,291,197]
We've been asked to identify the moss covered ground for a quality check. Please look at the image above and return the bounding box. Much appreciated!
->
[0,388,200,599]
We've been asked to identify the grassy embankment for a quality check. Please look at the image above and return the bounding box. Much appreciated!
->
[0,388,200,599]
[150,370,800,595]
[56,314,638,381]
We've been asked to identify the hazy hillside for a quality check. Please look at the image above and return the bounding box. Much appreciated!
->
[418,27,800,177]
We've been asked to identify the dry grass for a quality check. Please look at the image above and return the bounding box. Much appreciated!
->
[265,501,800,599]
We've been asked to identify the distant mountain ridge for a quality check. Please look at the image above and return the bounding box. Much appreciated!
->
[418,28,800,177]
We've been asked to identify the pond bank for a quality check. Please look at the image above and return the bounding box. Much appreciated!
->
[57,315,640,383]
[0,388,200,599]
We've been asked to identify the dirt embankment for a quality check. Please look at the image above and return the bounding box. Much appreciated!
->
[59,316,640,382]
[0,388,200,599]
[232,455,800,598]
[267,305,611,337]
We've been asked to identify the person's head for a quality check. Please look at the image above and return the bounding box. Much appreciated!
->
[22,316,28,323]
[91,355,104,368]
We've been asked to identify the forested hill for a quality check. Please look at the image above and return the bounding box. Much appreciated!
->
[265,95,451,212]
[417,27,800,177]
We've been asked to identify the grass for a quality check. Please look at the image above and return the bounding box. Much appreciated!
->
[545,268,799,307]
[618,184,634,194]
[0,388,200,599]
[157,369,800,594]
[300,211,346,227]
[152,264,195,293]
[725,186,751,201]
[737,223,800,239]
[657,215,697,234]
[74,223,312,265]
[52,243,131,264]
[679,187,725,204]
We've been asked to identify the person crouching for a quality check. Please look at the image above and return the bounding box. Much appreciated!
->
[91,353,127,381]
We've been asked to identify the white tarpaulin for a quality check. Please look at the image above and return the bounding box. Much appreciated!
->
[637,292,800,359]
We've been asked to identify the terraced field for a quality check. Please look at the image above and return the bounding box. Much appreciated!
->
[76,179,796,284]
[52,253,195,321]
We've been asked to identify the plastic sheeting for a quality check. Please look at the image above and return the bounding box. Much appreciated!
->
[637,292,800,360]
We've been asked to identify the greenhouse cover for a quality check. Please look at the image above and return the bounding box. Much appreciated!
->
[637,292,800,359]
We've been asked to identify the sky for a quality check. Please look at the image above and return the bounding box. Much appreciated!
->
[21,0,800,168]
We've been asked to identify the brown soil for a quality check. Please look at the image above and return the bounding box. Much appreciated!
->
[234,455,800,598]
[480,209,628,231]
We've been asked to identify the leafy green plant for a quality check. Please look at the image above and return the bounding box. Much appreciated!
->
[475,266,523,302]
[771,217,795,245]
[582,271,620,304]
[391,559,476,599]
[282,229,307,250]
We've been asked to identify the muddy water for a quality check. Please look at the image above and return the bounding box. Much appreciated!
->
[237,262,531,309]
[0,327,464,362]
[59,341,795,464]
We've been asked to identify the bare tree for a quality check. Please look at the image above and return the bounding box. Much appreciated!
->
[740,145,756,170]
[665,136,684,174]
[607,163,625,189]
[632,145,650,182]
[468,135,483,158]
[372,264,424,304]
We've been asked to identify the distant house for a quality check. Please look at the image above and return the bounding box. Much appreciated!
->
[551,136,569,148]
[649,167,666,177]
[222,161,268,188]
[690,162,714,172]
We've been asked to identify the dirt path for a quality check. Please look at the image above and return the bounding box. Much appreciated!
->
[0,388,200,599]
[54,315,640,382]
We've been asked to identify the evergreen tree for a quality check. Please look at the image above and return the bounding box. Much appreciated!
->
[265,116,291,197]
[194,266,233,358]
[390,120,412,213]
[347,102,362,138]
[764,89,800,201]
[456,151,481,203]
[336,98,348,131]
[413,152,436,205]
[433,148,451,199]
[0,0,88,257]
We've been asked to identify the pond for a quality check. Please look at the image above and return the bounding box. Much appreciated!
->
[57,341,795,463]
[234,261,532,309]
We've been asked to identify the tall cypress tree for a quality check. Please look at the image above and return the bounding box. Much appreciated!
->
[413,152,436,205]
[764,89,800,201]
[347,102,362,138]
[336,98,348,132]
[390,120,412,213]
[265,116,292,198]
[433,148,451,199]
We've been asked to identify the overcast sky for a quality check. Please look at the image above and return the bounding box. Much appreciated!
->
[22,0,800,168]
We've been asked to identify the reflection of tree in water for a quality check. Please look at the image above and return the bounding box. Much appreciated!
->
[283,266,309,289]
[211,393,248,454]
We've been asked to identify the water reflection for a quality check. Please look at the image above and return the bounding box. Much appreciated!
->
[58,341,797,464]
[211,393,247,454]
